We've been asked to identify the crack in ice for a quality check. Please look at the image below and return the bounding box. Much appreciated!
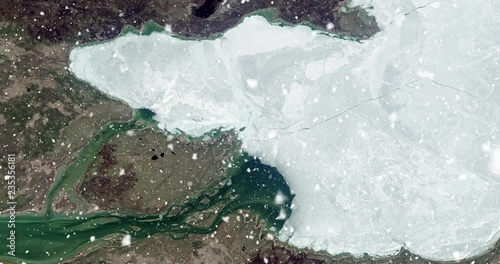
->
[266,77,478,140]
[277,87,403,138]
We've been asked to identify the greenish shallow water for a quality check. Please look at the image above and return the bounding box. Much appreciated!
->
[0,110,293,264]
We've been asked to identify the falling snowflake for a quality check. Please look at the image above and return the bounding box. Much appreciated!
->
[121,234,131,246]
[246,79,258,88]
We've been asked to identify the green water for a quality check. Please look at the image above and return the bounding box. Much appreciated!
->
[0,110,293,263]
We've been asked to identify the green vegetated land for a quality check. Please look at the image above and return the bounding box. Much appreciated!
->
[1,18,295,264]
[0,109,294,264]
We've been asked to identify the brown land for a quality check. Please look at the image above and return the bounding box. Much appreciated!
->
[0,1,498,263]
[68,210,332,264]
[77,128,241,214]
[0,21,133,212]
[1,0,377,44]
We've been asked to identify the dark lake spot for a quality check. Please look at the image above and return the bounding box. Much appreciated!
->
[152,155,158,160]
[192,0,223,19]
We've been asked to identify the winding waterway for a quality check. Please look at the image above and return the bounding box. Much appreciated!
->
[0,109,293,263]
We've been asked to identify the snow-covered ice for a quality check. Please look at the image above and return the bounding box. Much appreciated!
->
[69,0,500,260]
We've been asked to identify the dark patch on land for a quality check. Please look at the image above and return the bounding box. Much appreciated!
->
[88,171,139,203]
[192,0,224,19]
[97,143,118,173]
[86,144,139,206]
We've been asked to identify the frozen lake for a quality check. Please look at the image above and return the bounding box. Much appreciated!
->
[70,0,500,260]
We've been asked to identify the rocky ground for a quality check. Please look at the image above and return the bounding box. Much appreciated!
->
[1,0,377,44]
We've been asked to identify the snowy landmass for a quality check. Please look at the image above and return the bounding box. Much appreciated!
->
[69,0,500,260]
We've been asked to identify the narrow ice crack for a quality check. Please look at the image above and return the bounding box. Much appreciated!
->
[277,87,403,137]
[388,1,438,25]
[261,77,479,142]
[425,78,480,99]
